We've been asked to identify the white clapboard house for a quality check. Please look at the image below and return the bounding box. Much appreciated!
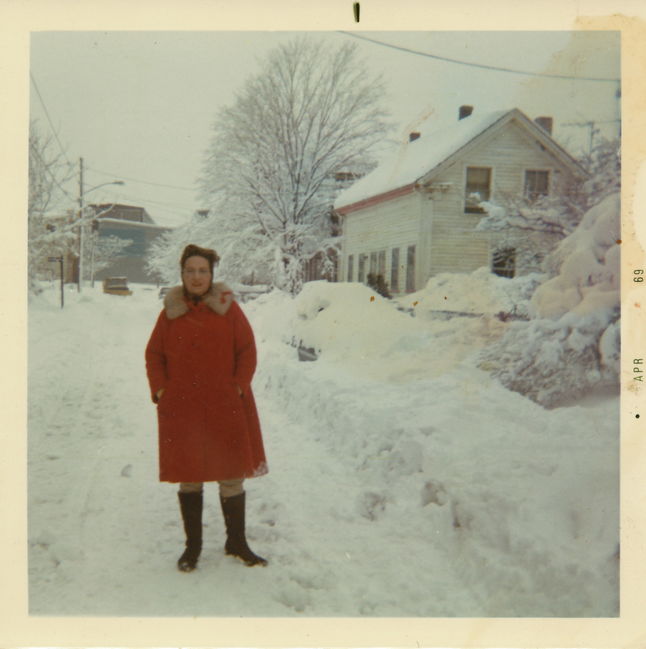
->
[333,106,588,294]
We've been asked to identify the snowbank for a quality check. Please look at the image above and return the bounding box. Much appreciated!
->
[531,193,620,319]
[397,267,544,318]
[479,193,620,407]
[27,280,618,617]
[255,280,511,382]
[247,287,619,616]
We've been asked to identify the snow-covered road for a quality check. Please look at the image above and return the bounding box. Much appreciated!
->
[28,284,619,616]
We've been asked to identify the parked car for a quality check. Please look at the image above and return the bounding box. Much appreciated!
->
[102,277,133,296]
[158,286,171,299]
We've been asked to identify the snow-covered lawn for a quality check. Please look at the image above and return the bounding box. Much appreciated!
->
[28,280,619,616]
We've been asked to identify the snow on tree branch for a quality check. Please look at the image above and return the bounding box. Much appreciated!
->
[28,120,75,293]
[195,37,390,294]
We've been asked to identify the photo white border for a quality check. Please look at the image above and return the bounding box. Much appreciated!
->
[2,0,645,646]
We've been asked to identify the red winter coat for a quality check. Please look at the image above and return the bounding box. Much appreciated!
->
[145,283,267,483]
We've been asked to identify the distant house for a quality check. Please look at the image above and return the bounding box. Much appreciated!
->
[333,107,588,294]
[91,203,172,284]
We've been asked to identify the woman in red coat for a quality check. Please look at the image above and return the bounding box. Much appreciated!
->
[145,244,268,572]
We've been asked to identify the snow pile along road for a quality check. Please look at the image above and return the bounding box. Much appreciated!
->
[247,284,619,616]
[397,267,545,318]
[28,280,618,616]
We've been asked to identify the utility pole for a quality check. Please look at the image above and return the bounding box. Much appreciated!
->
[48,256,64,308]
[76,161,124,292]
[78,156,85,292]
[562,114,620,156]
[90,219,97,288]
[561,120,597,156]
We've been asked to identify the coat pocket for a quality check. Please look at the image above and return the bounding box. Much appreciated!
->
[157,383,177,414]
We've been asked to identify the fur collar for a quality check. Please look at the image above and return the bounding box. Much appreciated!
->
[164,282,233,319]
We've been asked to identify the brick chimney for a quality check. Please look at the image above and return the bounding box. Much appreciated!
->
[459,105,474,120]
[534,116,553,135]
[409,131,421,142]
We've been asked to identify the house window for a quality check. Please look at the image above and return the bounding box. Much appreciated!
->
[358,254,367,283]
[335,171,357,182]
[391,248,400,293]
[465,167,491,213]
[378,250,386,277]
[369,252,378,275]
[406,245,416,292]
[347,254,354,282]
[524,170,550,201]
[492,248,516,278]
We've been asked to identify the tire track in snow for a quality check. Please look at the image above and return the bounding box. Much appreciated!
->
[29,303,106,583]
[29,292,161,611]
[249,348,481,616]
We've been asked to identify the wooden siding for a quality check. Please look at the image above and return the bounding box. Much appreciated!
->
[426,120,578,277]
[340,191,425,293]
[339,119,581,292]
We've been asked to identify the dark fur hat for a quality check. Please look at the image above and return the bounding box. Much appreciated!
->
[180,244,220,272]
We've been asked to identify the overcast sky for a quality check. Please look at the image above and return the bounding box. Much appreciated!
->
[29,30,620,227]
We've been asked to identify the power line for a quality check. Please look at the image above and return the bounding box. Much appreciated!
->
[85,165,197,191]
[562,119,621,126]
[120,199,193,224]
[109,191,196,212]
[339,32,621,83]
[30,144,77,204]
[29,72,74,166]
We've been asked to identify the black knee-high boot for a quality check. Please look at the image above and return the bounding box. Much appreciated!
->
[177,491,203,572]
[220,491,267,567]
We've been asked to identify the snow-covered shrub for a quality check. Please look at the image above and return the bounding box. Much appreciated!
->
[479,193,620,407]
[366,273,392,298]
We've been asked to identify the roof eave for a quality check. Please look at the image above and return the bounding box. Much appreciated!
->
[337,108,589,213]
[506,109,591,179]
[335,182,417,215]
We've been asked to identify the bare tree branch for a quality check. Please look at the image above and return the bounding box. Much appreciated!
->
[196,37,390,294]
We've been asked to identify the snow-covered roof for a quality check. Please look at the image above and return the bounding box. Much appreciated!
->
[98,217,171,231]
[334,108,585,213]
[334,110,508,211]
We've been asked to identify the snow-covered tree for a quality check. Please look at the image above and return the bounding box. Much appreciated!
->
[197,37,389,294]
[85,232,133,284]
[28,121,77,292]
[566,137,620,227]
[146,210,273,287]
[478,192,620,407]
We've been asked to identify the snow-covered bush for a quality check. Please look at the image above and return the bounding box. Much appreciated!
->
[479,193,620,407]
